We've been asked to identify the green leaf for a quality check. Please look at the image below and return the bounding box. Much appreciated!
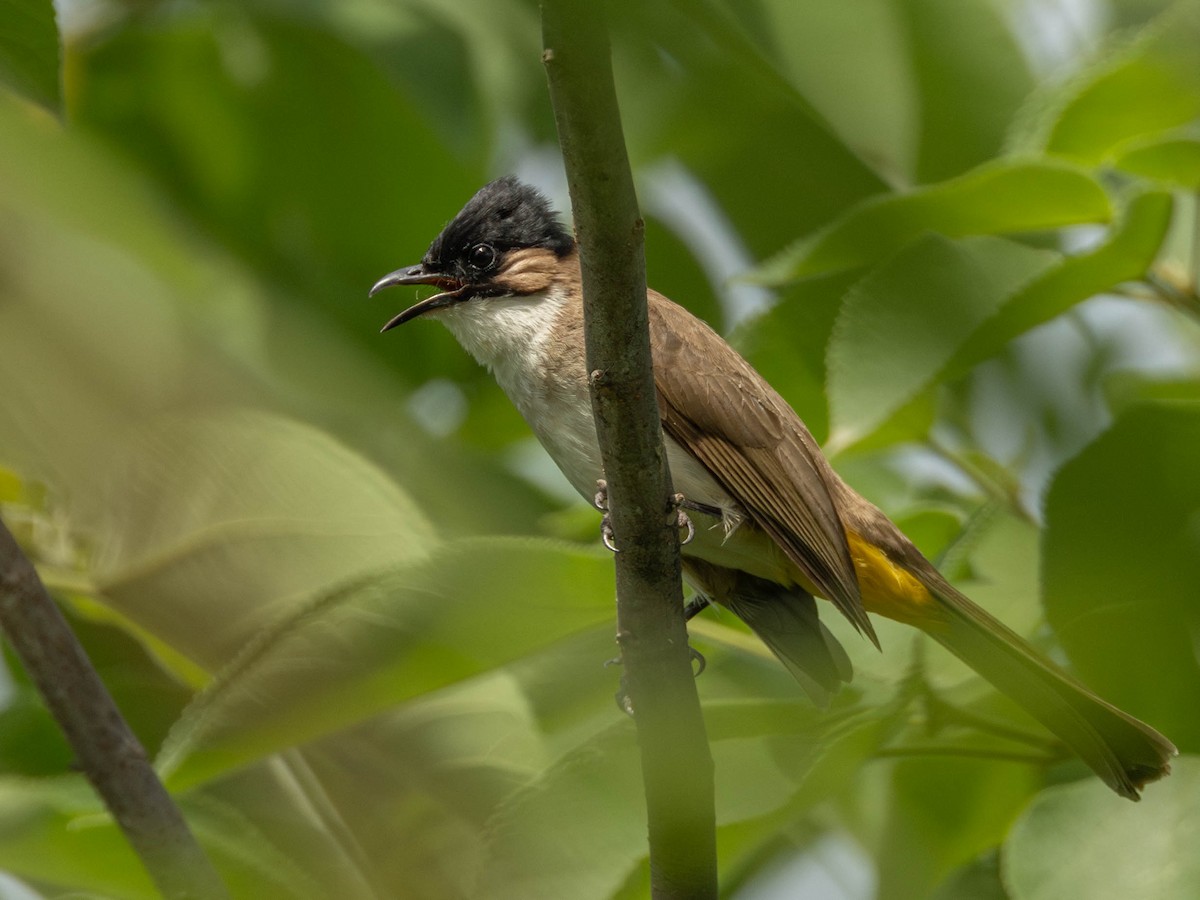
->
[0,774,324,898]
[1042,402,1200,749]
[826,234,1058,447]
[1003,755,1200,900]
[756,160,1111,283]
[1113,134,1200,188]
[614,0,890,258]
[91,409,437,672]
[475,720,645,900]
[157,538,616,790]
[944,190,1174,378]
[0,777,155,899]
[898,0,1034,182]
[878,754,1037,900]
[0,0,61,113]
[73,11,481,384]
[1015,3,1200,165]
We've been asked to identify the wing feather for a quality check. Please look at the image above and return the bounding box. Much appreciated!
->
[648,293,875,643]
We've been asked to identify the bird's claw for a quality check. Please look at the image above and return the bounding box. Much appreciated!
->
[595,481,696,549]
[595,479,618,552]
[671,493,696,545]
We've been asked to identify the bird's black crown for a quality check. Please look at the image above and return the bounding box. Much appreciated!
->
[422,177,575,283]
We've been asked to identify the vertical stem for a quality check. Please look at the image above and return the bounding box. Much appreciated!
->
[542,2,718,897]
[0,517,228,900]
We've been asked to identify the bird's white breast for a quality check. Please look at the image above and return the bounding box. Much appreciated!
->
[433,288,788,582]
[438,287,602,498]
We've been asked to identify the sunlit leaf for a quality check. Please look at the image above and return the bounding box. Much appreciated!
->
[0,0,60,113]
[757,160,1111,283]
[1003,756,1200,900]
[1011,3,1200,164]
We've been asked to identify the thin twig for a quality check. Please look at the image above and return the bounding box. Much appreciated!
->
[542,3,718,897]
[0,516,228,900]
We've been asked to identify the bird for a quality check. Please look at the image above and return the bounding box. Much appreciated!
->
[370,176,1175,800]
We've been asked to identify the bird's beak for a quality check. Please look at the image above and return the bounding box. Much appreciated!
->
[370,264,466,332]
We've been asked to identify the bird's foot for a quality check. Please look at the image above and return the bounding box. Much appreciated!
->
[594,479,618,552]
[670,492,696,545]
[594,481,704,550]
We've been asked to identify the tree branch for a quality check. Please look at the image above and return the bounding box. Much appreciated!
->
[0,516,228,900]
[542,3,718,897]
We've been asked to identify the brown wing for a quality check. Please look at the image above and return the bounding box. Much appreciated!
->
[648,292,876,644]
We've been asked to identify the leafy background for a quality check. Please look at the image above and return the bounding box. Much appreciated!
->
[1,0,1199,897]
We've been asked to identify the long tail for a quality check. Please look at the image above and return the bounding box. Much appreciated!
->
[921,575,1176,800]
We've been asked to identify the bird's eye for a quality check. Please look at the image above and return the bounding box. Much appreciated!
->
[468,243,497,270]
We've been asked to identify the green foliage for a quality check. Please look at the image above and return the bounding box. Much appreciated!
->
[0,0,1198,898]
[0,0,59,113]
[1004,757,1200,900]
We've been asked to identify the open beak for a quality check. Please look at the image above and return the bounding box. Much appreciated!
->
[369,264,466,332]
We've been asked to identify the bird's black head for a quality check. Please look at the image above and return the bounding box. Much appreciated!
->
[370,177,575,331]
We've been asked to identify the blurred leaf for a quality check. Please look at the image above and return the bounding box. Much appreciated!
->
[1003,755,1200,900]
[1042,402,1200,748]
[291,674,552,898]
[931,852,1008,900]
[746,0,918,180]
[642,212,724,329]
[1104,372,1200,413]
[0,0,60,113]
[158,538,615,790]
[1012,2,1200,164]
[0,777,155,899]
[758,160,1111,283]
[0,774,323,899]
[1113,133,1200,187]
[0,688,72,776]
[91,408,436,670]
[898,0,1033,182]
[74,9,480,379]
[476,720,644,900]
[56,606,195,756]
[827,234,1057,447]
[475,698,894,900]
[877,755,1037,900]
[612,0,889,258]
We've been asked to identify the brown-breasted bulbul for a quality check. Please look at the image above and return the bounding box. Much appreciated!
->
[371,177,1175,799]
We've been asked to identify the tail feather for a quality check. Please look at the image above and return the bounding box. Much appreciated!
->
[728,588,852,708]
[682,559,852,707]
[926,579,1176,799]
